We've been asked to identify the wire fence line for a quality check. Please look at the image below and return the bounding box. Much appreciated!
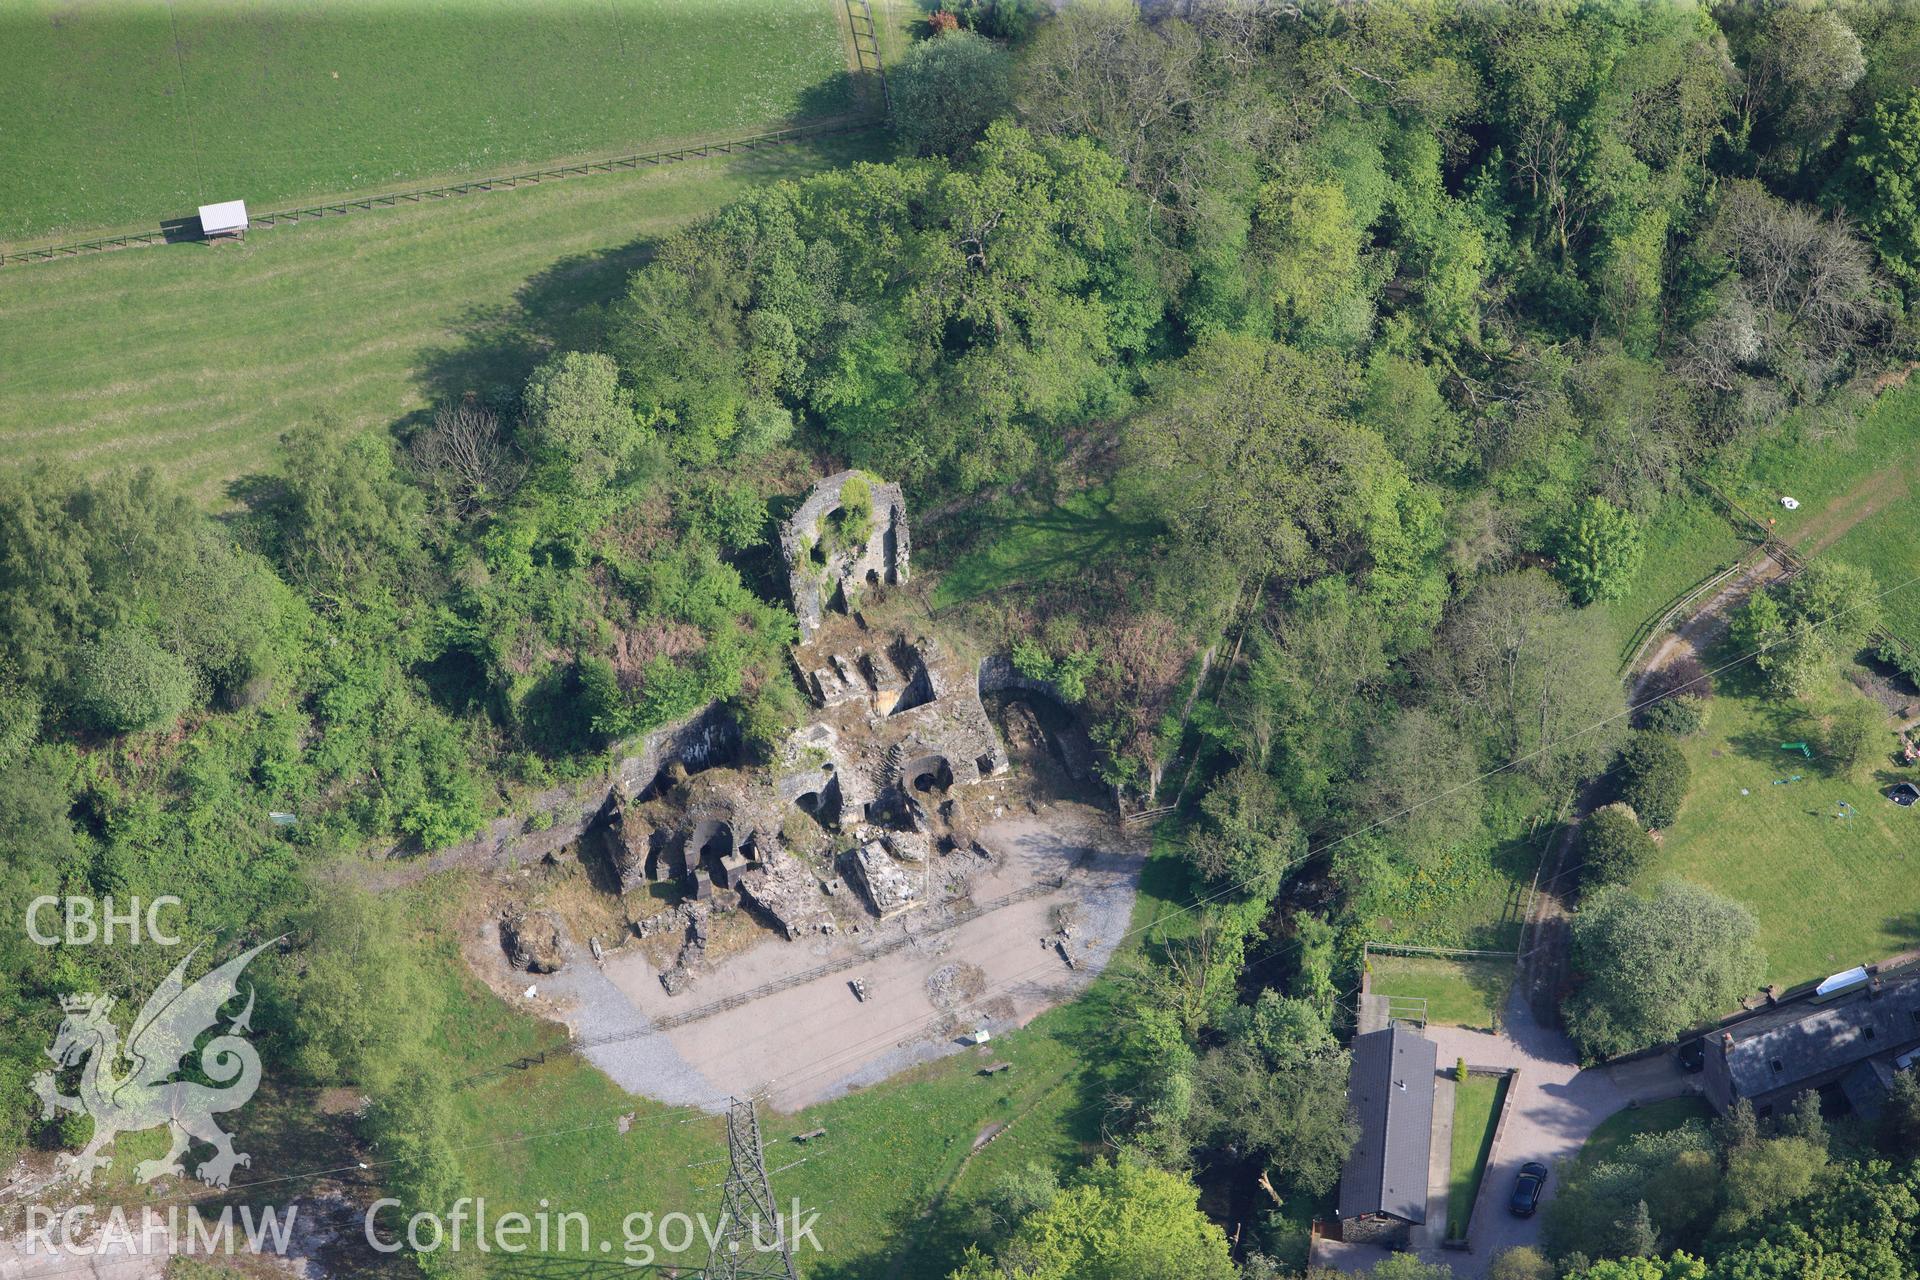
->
[1,118,880,269]
[1618,558,1748,678]
[1362,941,1520,961]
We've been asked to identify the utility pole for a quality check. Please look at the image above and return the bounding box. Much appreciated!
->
[704,1096,800,1280]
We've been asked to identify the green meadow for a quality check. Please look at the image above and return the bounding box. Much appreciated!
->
[0,0,858,242]
[1368,954,1514,1031]
[1448,1073,1505,1237]
[0,132,884,500]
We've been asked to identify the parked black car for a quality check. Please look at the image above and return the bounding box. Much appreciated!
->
[1510,1162,1549,1217]
[1677,1038,1706,1073]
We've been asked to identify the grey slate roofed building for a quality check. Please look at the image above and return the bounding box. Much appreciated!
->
[1336,1023,1437,1244]
[1704,972,1920,1116]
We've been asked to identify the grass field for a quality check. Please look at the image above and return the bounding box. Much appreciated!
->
[1447,1073,1506,1237]
[1810,392,1920,649]
[1725,386,1920,645]
[0,0,858,243]
[0,132,883,499]
[1637,671,1920,987]
[1368,954,1513,1030]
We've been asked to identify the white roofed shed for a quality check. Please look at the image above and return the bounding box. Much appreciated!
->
[198,199,249,238]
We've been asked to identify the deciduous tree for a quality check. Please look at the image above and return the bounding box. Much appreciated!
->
[892,30,1012,157]
[1564,880,1764,1059]
[1555,496,1645,605]
[948,1158,1236,1280]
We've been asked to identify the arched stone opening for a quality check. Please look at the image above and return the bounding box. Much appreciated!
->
[794,773,843,825]
[982,689,1094,785]
[688,819,734,883]
[902,754,954,796]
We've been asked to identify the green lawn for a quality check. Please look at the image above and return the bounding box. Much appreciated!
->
[0,0,857,243]
[1572,1096,1713,1174]
[0,132,883,499]
[1638,675,1920,987]
[1447,1073,1505,1238]
[1368,955,1513,1030]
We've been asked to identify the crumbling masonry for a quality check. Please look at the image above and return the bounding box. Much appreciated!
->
[569,471,1012,995]
[779,470,909,641]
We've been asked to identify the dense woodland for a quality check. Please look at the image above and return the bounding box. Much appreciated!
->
[5,1,1920,1276]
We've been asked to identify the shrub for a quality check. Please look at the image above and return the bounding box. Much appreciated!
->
[687,479,767,551]
[1641,694,1705,737]
[891,30,1013,157]
[1012,639,1096,703]
[1875,635,1920,686]
[1487,1247,1553,1280]
[69,628,193,734]
[1554,496,1645,605]
[820,473,875,555]
[948,0,1045,40]
[1618,731,1691,829]
[1637,652,1714,708]
[1582,803,1655,889]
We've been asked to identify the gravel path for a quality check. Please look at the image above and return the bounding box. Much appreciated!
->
[530,806,1143,1114]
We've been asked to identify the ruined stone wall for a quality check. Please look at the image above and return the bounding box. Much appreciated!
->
[410,704,740,874]
[779,470,910,638]
[977,654,1069,703]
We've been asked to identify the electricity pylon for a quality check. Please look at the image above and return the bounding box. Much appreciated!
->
[704,1096,800,1280]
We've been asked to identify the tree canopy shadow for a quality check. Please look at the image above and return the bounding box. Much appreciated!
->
[928,486,1164,611]
[413,233,664,419]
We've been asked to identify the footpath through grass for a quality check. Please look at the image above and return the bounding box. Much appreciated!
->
[1447,1073,1505,1237]
[1725,386,1920,644]
[0,132,884,500]
[0,0,856,242]
[1638,671,1920,987]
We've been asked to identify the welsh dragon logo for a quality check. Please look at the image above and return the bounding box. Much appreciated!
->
[30,939,276,1188]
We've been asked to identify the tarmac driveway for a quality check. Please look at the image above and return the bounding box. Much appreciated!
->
[1322,985,1695,1277]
